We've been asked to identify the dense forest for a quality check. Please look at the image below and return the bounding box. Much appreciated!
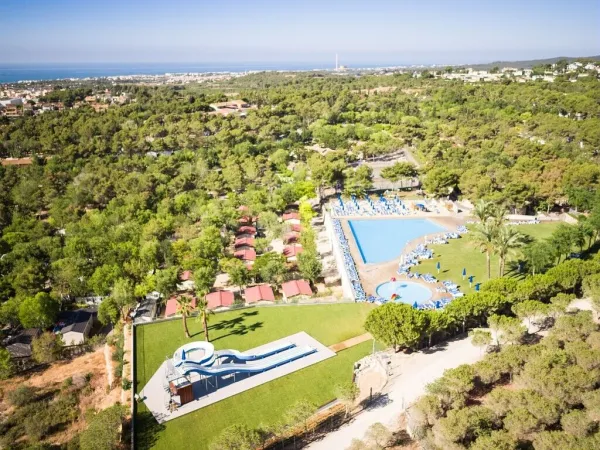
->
[0,72,599,335]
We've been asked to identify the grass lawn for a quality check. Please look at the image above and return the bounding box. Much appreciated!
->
[417,222,561,293]
[134,303,375,449]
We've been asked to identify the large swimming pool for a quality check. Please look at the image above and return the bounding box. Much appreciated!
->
[348,218,445,264]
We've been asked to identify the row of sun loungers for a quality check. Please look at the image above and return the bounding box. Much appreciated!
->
[331,194,414,218]
[331,219,366,301]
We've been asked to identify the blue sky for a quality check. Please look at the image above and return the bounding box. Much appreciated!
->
[1,0,598,65]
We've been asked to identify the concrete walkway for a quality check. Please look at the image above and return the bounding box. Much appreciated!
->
[308,336,482,450]
[329,333,373,352]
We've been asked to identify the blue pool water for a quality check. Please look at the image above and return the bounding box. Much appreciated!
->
[376,281,433,305]
[348,219,445,264]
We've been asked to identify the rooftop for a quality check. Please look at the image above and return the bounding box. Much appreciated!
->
[281,279,312,298]
[244,284,275,303]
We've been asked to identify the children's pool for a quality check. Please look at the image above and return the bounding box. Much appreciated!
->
[348,219,445,264]
[376,280,433,305]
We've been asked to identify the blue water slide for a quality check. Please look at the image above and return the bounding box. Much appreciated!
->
[176,345,316,377]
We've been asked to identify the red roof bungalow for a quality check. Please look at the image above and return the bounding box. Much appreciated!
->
[282,212,300,223]
[235,248,257,262]
[281,279,312,301]
[180,270,193,281]
[237,225,257,236]
[283,245,304,261]
[283,232,300,244]
[206,291,234,310]
[235,237,255,248]
[290,224,303,233]
[244,284,275,304]
[165,296,197,317]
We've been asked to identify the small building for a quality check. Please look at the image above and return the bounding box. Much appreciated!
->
[283,245,304,261]
[177,270,195,292]
[206,291,235,310]
[234,248,257,262]
[290,224,303,233]
[283,232,300,244]
[244,284,275,304]
[5,328,41,360]
[281,279,312,301]
[132,292,160,324]
[237,225,257,236]
[57,309,94,346]
[165,296,197,317]
[234,237,255,248]
[283,212,300,224]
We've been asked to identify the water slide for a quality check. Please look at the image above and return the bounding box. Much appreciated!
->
[172,340,296,368]
[176,345,316,377]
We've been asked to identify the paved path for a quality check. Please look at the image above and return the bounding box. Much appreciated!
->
[329,333,373,352]
[308,336,482,450]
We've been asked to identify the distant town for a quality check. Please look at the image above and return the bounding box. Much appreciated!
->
[2,59,599,119]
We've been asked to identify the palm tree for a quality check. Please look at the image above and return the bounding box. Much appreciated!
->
[176,296,196,339]
[494,225,525,277]
[195,297,214,341]
[472,199,493,223]
[489,204,507,229]
[471,221,496,280]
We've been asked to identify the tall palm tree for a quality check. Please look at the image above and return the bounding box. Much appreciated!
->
[471,221,496,280]
[489,204,507,229]
[176,296,196,339]
[195,297,214,342]
[494,225,525,277]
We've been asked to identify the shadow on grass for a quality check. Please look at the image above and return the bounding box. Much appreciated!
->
[135,410,166,450]
[210,321,264,342]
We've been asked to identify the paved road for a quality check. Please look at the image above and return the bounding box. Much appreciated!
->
[307,336,482,450]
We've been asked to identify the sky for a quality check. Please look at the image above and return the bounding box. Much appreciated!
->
[1,0,599,65]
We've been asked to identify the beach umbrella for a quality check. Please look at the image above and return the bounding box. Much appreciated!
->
[468,275,474,288]
[413,301,418,309]
[436,261,441,273]
[475,283,480,292]
[462,268,467,280]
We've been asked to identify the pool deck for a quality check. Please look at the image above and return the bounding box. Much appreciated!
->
[339,215,466,297]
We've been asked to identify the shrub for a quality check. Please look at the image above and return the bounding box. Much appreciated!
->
[8,385,37,407]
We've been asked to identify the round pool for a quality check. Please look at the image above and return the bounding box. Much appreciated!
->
[375,281,433,305]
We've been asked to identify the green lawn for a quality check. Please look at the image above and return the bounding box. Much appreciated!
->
[134,303,374,449]
[417,222,561,293]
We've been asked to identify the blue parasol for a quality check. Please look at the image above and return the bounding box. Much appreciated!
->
[462,268,467,279]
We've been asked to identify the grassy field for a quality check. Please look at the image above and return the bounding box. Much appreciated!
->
[417,222,560,293]
[134,303,375,449]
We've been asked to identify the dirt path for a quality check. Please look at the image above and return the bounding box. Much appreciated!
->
[104,343,114,389]
[329,333,373,352]
[308,336,482,450]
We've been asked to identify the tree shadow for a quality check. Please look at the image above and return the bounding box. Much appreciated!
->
[210,321,264,342]
[421,339,449,354]
[135,410,166,450]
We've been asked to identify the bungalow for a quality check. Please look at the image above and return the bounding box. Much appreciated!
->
[165,296,196,317]
[237,225,257,236]
[283,245,304,261]
[235,247,257,264]
[238,216,255,225]
[281,279,312,302]
[283,232,300,244]
[234,237,255,248]
[290,224,303,233]
[282,212,300,224]
[57,309,94,346]
[206,290,235,310]
[244,284,275,304]
[5,328,41,360]
[177,270,195,292]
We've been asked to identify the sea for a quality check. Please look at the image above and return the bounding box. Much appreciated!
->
[0,62,351,83]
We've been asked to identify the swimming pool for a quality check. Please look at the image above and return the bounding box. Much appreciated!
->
[376,280,433,305]
[348,219,446,264]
